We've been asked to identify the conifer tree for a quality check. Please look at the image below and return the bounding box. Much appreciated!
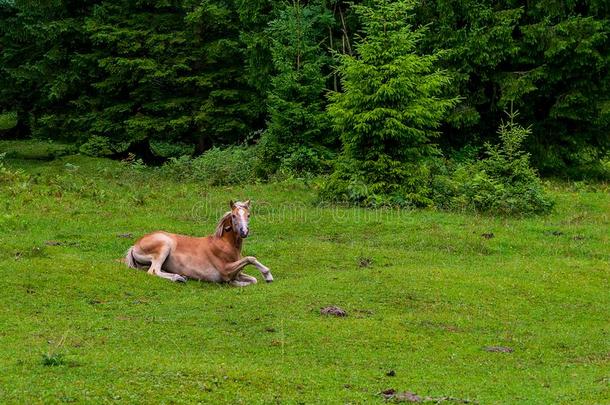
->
[323,0,456,206]
[0,0,98,139]
[259,0,333,173]
[266,1,332,146]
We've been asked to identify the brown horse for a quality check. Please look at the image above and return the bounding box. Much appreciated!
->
[125,200,273,286]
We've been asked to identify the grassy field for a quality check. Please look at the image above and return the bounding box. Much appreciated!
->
[0,142,608,404]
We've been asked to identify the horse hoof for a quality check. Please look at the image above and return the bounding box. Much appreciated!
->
[174,276,187,283]
[265,278,274,283]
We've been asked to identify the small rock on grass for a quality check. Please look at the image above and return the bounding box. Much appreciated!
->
[320,306,347,317]
[117,233,133,238]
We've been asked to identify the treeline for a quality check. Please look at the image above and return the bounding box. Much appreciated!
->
[0,0,608,182]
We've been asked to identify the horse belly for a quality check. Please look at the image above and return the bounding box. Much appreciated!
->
[164,253,224,282]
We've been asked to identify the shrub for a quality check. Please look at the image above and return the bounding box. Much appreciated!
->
[0,111,18,132]
[318,157,436,207]
[278,146,334,178]
[149,140,194,158]
[162,145,259,186]
[79,136,114,157]
[435,109,554,215]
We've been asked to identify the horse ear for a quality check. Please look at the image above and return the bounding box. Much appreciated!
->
[245,199,251,207]
[229,200,235,209]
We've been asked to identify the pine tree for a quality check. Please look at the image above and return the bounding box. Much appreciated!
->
[322,0,456,206]
[261,0,333,173]
[0,0,98,139]
[184,0,260,153]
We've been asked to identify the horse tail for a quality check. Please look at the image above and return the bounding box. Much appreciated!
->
[125,246,139,269]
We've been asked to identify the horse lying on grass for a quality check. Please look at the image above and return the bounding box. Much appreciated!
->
[125,200,273,286]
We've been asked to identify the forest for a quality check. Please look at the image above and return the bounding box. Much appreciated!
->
[1,0,609,211]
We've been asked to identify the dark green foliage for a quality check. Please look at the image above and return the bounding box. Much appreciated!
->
[78,0,260,153]
[0,111,17,131]
[260,0,334,175]
[518,12,610,177]
[78,135,114,157]
[277,145,334,177]
[80,0,193,150]
[321,0,456,207]
[184,0,262,150]
[435,109,554,215]
[0,0,264,154]
[0,0,607,204]
[416,0,610,178]
[0,0,99,139]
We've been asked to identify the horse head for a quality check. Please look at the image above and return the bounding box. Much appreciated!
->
[229,199,251,238]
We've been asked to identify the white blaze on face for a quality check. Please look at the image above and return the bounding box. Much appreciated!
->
[237,207,249,236]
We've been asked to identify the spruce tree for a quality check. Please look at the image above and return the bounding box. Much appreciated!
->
[322,0,456,206]
[260,0,333,174]
[0,0,98,139]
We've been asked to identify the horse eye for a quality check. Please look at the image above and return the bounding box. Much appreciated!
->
[232,214,236,218]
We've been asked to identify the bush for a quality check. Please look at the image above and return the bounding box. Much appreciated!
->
[79,136,114,157]
[435,109,554,215]
[161,145,259,186]
[318,157,436,208]
[278,146,334,178]
[0,111,17,132]
[150,140,194,158]
[0,152,29,185]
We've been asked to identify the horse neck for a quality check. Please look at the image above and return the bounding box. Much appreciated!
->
[220,217,243,252]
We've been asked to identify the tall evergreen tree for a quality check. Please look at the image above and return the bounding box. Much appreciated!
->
[0,0,98,139]
[322,0,456,206]
[184,0,262,153]
[261,0,333,172]
[76,0,198,156]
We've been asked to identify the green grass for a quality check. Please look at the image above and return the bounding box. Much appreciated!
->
[1,142,608,404]
[0,139,75,160]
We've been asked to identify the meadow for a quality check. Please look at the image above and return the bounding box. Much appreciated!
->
[0,141,608,404]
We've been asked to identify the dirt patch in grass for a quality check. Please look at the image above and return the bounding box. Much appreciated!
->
[381,389,476,403]
[320,306,347,317]
[483,346,514,353]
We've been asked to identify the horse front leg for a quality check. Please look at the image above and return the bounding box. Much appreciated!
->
[224,256,273,283]
[250,257,273,283]
[229,273,258,287]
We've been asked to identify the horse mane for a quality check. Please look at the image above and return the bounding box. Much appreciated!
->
[214,211,233,238]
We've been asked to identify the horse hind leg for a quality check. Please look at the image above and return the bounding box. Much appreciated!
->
[149,246,186,283]
[134,242,186,283]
